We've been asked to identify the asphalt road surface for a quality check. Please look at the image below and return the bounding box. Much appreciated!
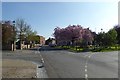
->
[39,46,118,79]
[2,46,119,79]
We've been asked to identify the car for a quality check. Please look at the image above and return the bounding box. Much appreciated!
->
[49,44,56,47]
[39,44,42,47]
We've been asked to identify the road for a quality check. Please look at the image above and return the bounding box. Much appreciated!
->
[2,46,118,79]
[40,46,118,79]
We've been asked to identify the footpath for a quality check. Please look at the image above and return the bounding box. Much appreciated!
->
[2,59,37,78]
[2,49,40,78]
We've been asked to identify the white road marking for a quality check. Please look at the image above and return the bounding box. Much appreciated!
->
[36,47,48,78]
[85,65,87,68]
[85,61,88,79]
[85,74,88,78]
[42,60,44,63]
[38,47,45,63]
[88,55,91,58]
[84,52,97,80]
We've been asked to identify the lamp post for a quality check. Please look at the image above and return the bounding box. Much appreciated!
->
[12,21,16,51]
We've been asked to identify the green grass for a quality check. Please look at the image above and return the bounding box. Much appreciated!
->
[55,45,120,52]
[91,47,120,52]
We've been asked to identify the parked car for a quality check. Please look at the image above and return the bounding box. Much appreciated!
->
[39,44,42,47]
[49,43,56,47]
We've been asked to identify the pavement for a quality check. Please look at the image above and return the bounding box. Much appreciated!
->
[2,59,37,78]
[2,48,48,78]
[39,46,118,79]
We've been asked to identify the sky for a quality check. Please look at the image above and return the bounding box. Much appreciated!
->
[2,2,118,39]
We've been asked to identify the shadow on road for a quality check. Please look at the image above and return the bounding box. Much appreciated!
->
[28,48,38,51]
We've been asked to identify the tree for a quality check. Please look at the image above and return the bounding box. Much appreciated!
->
[2,21,16,50]
[16,19,26,49]
[26,31,38,42]
[91,32,97,46]
[16,19,38,49]
[114,25,120,44]
[2,21,16,44]
[53,25,94,47]
[95,28,117,47]
[107,28,117,46]
[95,32,105,46]
[82,28,93,47]
[34,35,40,44]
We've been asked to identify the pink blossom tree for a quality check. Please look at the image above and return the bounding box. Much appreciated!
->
[53,25,94,47]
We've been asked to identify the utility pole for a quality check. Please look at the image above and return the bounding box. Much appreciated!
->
[12,21,16,51]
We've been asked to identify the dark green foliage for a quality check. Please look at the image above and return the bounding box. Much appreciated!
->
[114,25,120,44]
[95,28,117,47]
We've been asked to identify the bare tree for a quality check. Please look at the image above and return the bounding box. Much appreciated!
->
[16,18,38,49]
[16,19,30,49]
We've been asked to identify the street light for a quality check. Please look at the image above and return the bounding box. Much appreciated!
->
[12,21,16,51]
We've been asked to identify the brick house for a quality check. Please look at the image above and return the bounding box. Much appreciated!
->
[39,36,45,45]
